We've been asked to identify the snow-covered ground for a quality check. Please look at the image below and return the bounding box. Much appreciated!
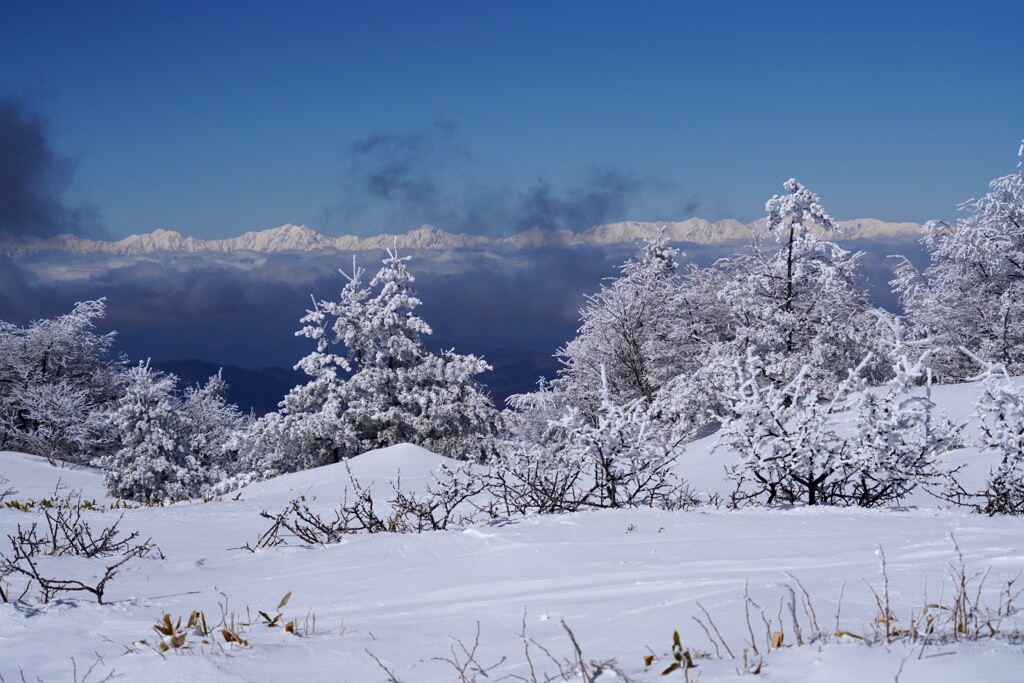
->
[2,381,1023,682]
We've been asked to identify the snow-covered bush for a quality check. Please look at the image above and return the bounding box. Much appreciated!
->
[966,358,1024,515]
[895,140,1024,380]
[0,495,161,604]
[721,338,956,507]
[493,369,695,513]
[0,299,125,464]
[246,462,487,548]
[249,248,499,474]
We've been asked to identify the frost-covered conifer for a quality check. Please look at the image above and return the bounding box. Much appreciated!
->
[250,247,499,472]
[180,370,248,476]
[97,363,242,501]
[894,141,1024,380]
[96,362,200,502]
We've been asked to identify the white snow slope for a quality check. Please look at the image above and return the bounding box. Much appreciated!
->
[2,381,1023,682]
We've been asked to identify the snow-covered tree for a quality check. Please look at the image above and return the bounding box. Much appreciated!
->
[17,381,107,465]
[555,368,684,508]
[646,260,738,439]
[180,370,248,476]
[250,247,499,472]
[96,362,199,502]
[0,299,124,463]
[721,328,956,508]
[720,351,851,506]
[511,230,732,444]
[713,180,886,397]
[97,363,243,501]
[556,229,689,410]
[494,367,690,513]
[504,377,568,451]
[894,140,1024,380]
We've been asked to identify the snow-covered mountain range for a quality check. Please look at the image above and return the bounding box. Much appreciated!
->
[0,218,922,258]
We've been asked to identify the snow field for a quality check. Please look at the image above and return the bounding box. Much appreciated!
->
[2,436,1023,682]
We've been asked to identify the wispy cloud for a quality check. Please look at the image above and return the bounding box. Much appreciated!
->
[324,121,685,237]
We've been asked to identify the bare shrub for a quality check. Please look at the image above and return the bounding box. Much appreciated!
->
[239,463,488,549]
[0,497,162,604]
[485,447,700,517]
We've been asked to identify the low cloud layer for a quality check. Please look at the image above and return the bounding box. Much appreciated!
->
[0,96,99,238]
[0,238,923,382]
[326,122,679,237]
[0,247,626,370]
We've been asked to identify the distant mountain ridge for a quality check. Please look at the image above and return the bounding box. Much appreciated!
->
[0,218,923,258]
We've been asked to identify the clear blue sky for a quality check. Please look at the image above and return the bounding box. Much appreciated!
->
[2,0,1022,239]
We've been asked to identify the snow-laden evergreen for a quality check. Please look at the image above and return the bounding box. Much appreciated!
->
[248,247,499,474]
[180,370,249,477]
[895,141,1024,380]
[95,362,245,502]
[96,362,200,502]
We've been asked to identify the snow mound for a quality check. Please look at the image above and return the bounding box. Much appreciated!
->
[234,443,475,505]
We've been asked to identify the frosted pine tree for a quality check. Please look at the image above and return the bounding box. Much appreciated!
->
[180,370,248,478]
[251,247,499,472]
[335,247,498,458]
[96,362,205,502]
[713,180,886,397]
[894,140,1024,379]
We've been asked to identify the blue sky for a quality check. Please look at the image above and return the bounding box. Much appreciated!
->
[2,0,1022,239]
